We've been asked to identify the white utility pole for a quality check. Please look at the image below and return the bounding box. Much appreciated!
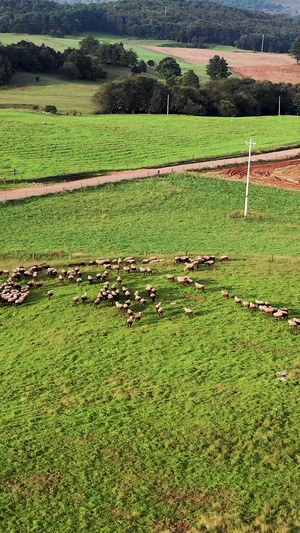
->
[244,137,256,217]
[166,93,170,115]
[164,5,167,16]
[261,34,265,53]
[278,95,281,116]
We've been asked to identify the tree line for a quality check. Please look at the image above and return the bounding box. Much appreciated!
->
[0,37,138,85]
[0,0,300,53]
[94,70,300,117]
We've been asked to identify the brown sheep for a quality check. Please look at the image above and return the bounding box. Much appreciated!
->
[140,298,147,307]
[47,290,54,300]
[234,297,241,305]
[167,275,175,282]
[127,316,134,328]
[81,292,88,303]
[221,290,229,299]
[220,255,229,261]
[73,296,79,305]
[150,292,156,302]
[184,307,193,318]
[135,312,142,322]
[242,301,250,309]
[195,282,204,292]
[155,302,162,311]
[249,302,257,311]
[288,319,298,330]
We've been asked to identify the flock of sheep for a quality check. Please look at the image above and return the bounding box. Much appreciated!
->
[1,253,299,331]
[221,290,300,330]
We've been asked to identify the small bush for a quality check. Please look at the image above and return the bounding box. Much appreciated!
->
[44,105,57,114]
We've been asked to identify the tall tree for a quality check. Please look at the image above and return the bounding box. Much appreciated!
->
[156,57,181,79]
[290,37,300,64]
[206,55,231,79]
[182,70,200,88]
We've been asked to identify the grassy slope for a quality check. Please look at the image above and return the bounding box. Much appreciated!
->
[1,173,300,532]
[0,32,209,114]
[0,68,134,115]
[0,112,299,182]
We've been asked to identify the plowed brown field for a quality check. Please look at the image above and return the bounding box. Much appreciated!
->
[218,159,300,190]
[142,46,300,83]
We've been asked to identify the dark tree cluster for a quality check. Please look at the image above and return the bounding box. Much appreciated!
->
[0,0,104,36]
[94,73,300,117]
[0,37,138,84]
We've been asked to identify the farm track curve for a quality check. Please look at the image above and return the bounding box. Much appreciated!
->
[1,147,300,202]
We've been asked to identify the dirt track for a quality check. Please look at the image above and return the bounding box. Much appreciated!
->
[141,45,300,83]
[218,159,300,190]
[1,147,300,202]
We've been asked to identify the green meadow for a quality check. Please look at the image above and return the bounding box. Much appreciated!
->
[0,112,299,183]
[1,173,300,532]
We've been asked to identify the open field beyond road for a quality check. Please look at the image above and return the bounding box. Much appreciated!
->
[0,112,299,186]
[1,174,300,532]
[142,45,300,83]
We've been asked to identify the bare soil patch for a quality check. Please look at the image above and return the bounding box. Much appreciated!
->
[142,46,300,82]
[216,159,300,191]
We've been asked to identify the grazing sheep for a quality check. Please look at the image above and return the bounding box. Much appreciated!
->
[115,302,123,311]
[155,302,162,311]
[47,290,54,300]
[140,267,147,275]
[76,278,82,286]
[273,310,284,319]
[221,290,229,299]
[36,281,43,289]
[150,292,156,302]
[195,282,204,292]
[81,292,88,303]
[167,275,175,282]
[184,262,196,272]
[288,319,298,330]
[157,306,163,317]
[125,290,131,299]
[140,298,147,307]
[177,276,193,286]
[220,255,229,261]
[135,312,142,322]
[146,267,152,275]
[123,266,131,274]
[249,302,257,311]
[73,296,79,305]
[127,316,134,328]
[184,307,193,318]
[127,309,133,316]
[291,318,300,325]
[234,296,241,305]
[135,295,141,304]
[59,275,64,283]
[242,301,250,308]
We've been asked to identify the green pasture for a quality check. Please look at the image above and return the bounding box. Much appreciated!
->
[0,111,299,183]
[1,173,300,532]
[0,68,134,115]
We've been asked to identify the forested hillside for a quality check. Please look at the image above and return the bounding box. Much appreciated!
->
[0,0,299,52]
[213,0,299,16]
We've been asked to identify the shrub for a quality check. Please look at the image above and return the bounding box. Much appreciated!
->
[44,105,57,114]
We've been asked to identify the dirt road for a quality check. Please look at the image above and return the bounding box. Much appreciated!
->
[1,147,300,203]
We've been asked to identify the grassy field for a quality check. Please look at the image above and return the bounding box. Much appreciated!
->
[1,173,300,532]
[0,68,137,115]
[0,111,299,183]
